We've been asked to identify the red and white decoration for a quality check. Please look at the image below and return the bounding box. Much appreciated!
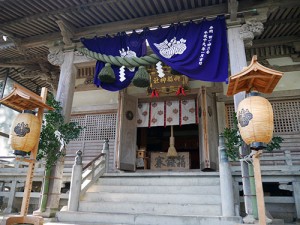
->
[181,99,196,125]
[137,99,197,127]
[150,102,165,127]
[137,102,150,127]
[165,101,179,126]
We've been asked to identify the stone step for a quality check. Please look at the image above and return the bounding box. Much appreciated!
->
[87,185,220,194]
[82,192,221,205]
[78,201,222,216]
[56,211,242,225]
[97,176,220,186]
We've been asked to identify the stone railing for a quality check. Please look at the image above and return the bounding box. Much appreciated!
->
[0,156,71,213]
[67,139,109,211]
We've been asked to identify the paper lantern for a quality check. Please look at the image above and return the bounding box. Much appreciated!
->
[237,95,273,148]
[10,110,41,153]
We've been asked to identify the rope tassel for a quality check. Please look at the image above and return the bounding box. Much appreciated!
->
[132,66,150,88]
[98,63,116,83]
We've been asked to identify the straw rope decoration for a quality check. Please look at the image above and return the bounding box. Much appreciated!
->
[78,47,160,67]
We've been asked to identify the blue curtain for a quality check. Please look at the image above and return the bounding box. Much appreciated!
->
[81,32,146,91]
[146,16,228,82]
[81,16,228,91]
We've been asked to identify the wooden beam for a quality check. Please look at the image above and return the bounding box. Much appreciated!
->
[217,89,300,103]
[1,0,298,30]
[270,64,300,72]
[2,0,299,50]
[0,53,47,64]
[56,19,75,46]
[15,4,229,48]
[264,17,300,26]
[75,4,225,38]
[251,36,300,48]
[0,0,120,28]
[238,0,300,10]
[0,29,26,54]
[0,64,25,68]
[228,0,239,21]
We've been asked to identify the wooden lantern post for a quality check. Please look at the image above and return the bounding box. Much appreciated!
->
[227,55,283,225]
[0,83,53,225]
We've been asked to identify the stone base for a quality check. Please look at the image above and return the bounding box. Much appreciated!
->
[243,214,256,224]
[33,208,58,218]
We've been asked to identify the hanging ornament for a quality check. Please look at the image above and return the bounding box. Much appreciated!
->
[155,89,159,97]
[176,86,186,96]
[98,63,116,83]
[150,89,159,98]
[132,66,150,88]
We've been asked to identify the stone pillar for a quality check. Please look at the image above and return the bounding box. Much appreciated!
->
[293,182,300,220]
[218,135,235,217]
[4,179,17,213]
[102,139,109,173]
[227,20,263,223]
[68,150,83,211]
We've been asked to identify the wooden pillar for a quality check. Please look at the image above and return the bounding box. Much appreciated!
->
[50,50,76,216]
[55,50,76,123]
[227,22,254,221]
[252,150,266,225]
[39,49,76,217]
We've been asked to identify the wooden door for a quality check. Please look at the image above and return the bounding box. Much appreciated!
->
[198,86,218,171]
[116,92,138,171]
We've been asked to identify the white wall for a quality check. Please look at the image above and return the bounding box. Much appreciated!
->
[73,90,118,108]
[268,57,300,91]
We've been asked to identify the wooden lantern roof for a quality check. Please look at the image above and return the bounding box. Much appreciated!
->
[0,83,53,111]
[227,55,283,96]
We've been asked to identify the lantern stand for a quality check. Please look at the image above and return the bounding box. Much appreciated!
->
[227,55,283,225]
[0,83,53,225]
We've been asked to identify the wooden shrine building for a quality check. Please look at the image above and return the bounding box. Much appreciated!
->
[0,0,300,224]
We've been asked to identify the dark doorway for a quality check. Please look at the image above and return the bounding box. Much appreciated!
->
[137,124,200,169]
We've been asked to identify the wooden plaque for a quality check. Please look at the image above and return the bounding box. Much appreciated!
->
[150,152,189,170]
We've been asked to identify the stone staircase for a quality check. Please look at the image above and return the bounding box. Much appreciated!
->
[56,171,241,225]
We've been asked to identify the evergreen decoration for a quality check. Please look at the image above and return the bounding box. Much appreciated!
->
[98,63,116,84]
[36,94,83,170]
[266,136,284,152]
[223,113,242,161]
[132,66,150,88]
[222,112,283,161]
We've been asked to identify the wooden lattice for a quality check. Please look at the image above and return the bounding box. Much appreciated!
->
[272,100,300,133]
[70,113,117,141]
[77,66,95,79]
[225,99,300,133]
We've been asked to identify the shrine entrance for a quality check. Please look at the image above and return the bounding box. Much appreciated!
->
[137,124,200,170]
[116,87,219,172]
